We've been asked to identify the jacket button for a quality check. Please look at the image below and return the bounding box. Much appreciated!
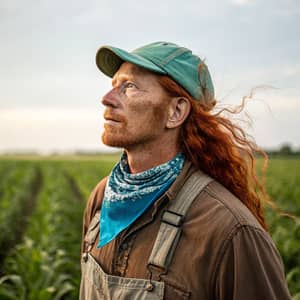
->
[121,243,128,250]
[146,282,154,292]
[82,252,88,262]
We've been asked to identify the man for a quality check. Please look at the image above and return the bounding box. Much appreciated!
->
[80,42,291,299]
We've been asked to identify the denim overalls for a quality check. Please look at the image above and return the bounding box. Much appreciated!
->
[80,171,213,300]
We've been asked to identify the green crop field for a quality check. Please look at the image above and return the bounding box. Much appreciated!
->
[0,155,299,299]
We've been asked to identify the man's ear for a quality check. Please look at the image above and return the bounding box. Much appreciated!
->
[166,97,191,129]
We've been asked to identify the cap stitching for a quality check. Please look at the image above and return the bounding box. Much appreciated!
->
[160,48,190,67]
[136,54,167,73]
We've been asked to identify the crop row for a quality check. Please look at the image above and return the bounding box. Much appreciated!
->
[0,162,85,300]
[263,159,300,298]
[0,161,40,263]
[59,159,116,200]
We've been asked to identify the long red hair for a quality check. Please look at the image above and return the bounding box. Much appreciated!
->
[158,75,271,230]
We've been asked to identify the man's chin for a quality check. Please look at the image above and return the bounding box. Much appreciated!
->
[101,134,127,148]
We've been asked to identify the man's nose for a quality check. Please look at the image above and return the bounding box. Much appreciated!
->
[101,88,120,108]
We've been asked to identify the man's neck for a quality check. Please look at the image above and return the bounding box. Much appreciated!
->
[125,144,180,174]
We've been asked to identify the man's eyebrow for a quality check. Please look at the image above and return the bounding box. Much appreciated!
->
[112,74,135,87]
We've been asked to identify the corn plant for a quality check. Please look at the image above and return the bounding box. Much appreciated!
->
[0,162,84,299]
[0,161,39,260]
[264,158,300,297]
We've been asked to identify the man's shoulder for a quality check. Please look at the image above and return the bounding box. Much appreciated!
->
[179,169,265,247]
[84,176,108,220]
[90,176,109,199]
[176,163,262,230]
[178,174,270,275]
[203,180,262,228]
[188,176,264,237]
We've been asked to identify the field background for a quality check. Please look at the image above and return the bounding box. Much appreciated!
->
[0,155,299,299]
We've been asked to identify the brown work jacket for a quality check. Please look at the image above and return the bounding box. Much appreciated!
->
[81,161,292,299]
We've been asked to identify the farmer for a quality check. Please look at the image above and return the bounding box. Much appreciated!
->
[80,42,291,299]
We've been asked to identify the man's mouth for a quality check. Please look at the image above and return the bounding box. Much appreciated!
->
[104,115,122,125]
[105,119,120,125]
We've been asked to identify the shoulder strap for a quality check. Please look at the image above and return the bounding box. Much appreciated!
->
[83,177,108,250]
[84,210,101,247]
[82,210,101,261]
[147,170,213,270]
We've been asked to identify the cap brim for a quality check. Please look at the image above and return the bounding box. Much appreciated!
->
[95,46,167,78]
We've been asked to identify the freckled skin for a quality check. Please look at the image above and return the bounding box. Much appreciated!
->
[101,63,171,151]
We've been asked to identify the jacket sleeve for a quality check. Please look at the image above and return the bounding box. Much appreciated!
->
[214,225,292,300]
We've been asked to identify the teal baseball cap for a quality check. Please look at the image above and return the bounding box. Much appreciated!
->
[95,41,215,105]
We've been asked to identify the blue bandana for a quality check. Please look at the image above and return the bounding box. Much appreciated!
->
[97,152,185,248]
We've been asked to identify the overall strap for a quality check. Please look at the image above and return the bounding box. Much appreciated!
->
[84,210,101,246]
[83,177,108,255]
[148,170,213,271]
[83,210,101,261]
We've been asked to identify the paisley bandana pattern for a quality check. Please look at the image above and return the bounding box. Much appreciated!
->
[98,152,185,248]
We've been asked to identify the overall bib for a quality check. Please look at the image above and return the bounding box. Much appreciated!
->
[80,171,213,300]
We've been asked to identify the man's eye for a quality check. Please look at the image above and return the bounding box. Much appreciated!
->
[119,82,138,94]
[125,82,137,89]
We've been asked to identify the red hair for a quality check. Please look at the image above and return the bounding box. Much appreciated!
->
[158,75,271,230]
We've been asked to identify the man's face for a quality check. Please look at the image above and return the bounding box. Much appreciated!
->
[101,62,171,150]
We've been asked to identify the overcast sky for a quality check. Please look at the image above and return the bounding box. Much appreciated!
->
[0,0,299,153]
